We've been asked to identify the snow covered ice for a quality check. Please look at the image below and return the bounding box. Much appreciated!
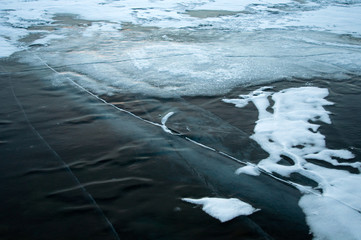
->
[224,87,361,240]
[1,0,361,239]
[1,0,361,97]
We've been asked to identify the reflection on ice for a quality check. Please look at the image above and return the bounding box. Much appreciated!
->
[224,86,361,240]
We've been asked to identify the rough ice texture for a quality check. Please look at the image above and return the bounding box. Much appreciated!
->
[182,197,259,222]
[223,86,361,240]
[1,0,361,34]
[2,1,361,98]
[23,30,361,98]
[289,5,361,35]
[2,0,361,59]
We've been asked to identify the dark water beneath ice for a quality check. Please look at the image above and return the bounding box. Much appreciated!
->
[1,56,360,240]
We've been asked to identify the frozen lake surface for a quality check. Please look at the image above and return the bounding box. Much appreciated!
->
[1,0,361,239]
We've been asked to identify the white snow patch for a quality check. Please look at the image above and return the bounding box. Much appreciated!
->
[0,37,18,58]
[300,194,361,240]
[32,34,65,46]
[2,0,361,86]
[290,5,361,36]
[0,24,27,58]
[192,0,292,11]
[82,22,121,37]
[235,165,260,176]
[223,86,361,239]
[182,197,259,222]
